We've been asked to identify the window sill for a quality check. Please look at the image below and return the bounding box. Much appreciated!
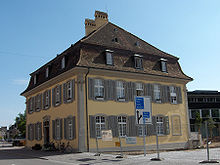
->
[95,97,104,101]
[117,98,125,102]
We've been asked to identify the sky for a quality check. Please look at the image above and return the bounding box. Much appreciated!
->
[0,0,220,127]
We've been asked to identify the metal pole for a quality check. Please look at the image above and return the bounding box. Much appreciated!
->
[143,118,146,157]
[155,124,160,159]
[205,121,210,161]
[119,135,123,157]
[95,136,99,155]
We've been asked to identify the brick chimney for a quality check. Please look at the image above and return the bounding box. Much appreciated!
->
[85,10,108,36]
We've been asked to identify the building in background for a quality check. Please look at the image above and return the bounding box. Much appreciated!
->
[188,90,220,137]
[0,127,7,140]
[21,11,192,152]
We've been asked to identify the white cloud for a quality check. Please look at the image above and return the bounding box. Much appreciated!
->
[12,79,29,85]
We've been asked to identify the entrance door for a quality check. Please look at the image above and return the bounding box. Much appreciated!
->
[43,120,50,144]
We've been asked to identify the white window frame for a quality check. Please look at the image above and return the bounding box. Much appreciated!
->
[154,84,161,102]
[56,119,61,140]
[160,58,167,72]
[95,116,105,138]
[61,57,65,69]
[55,86,60,105]
[134,57,143,69]
[170,86,177,104]
[68,119,73,140]
[118,116,127,137]
[29,97,34,113]
[45,90,50,108]
[156,116,164,135]
[94,79,104,100]
[37,123,41,140]
[136,83,144,96]
[138,126,147,136]
[66,81,73,101]
[116,81,125,100]
[106,51,113,65]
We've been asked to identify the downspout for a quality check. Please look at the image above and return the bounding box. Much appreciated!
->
[85,67,90,151]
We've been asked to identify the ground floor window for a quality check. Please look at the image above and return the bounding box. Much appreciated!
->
[118,116,127,137]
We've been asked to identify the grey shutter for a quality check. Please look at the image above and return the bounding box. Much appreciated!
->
[177,87,182,104]
[128,116,138,136]
[60,119,63,139]
[89,115,96,138]
[48,90,51,108]
[63,83,67,103]
[167,86,170,103]
[88,78,94,100]
[163,116,170,135]
[125,82,129,102]
[52,120,55,140]
[128,82,135,101]
[112,80,117,101]
[39,94,42,110]
[107,115,118,137]
[107,80,114,100]
[72,79,75,101]
[152,84,156,102]
[43,92,45,109]
[64,118,67,139]
[104,79,108,100]
[31,124,34,141]
[28,125,31,140]
[147,116,156,136]
[27,99,30,114]
[72,116,76,139]
[35,123,38,140]
[59,85,62,105]
[39,123,42,140]
[52,88,55,106]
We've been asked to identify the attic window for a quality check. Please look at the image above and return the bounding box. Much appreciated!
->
[105,50,113,65]
[135,41,140,47]
[61,57,65,69]
[160,58,167,72]
[34,74,37,85]
[134,54,143,69]
[112,38,118,42]
[114,28,118,32]
[45,66,49,78]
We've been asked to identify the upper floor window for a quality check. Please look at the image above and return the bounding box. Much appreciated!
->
[61,57,65,69]
[94,79,104,100]
[118,116,127,137]
[154,84,161,102]
[45,67,49,78]
[170,86,177,104]
[116,81,125,101]
[160,58,167,72]
[95,116,105,138]
[43,90,51,109]
[52,85,61,106]
[156,116,164,135]
[134,54,143,69]
[105,50,113,65]
[35,94,42,111]
[136,83,144,96]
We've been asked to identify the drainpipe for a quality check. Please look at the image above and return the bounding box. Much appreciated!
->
[85,67,90,151]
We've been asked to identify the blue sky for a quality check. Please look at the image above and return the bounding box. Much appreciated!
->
[0,0,220,127]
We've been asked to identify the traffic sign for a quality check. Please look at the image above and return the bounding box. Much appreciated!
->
[134,96,152,125]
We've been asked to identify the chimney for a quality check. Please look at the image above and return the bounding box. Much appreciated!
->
[85,10,108,36]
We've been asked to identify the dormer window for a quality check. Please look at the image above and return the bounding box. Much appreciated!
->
[105,50,113,65]
[61,57,65,69]
[112,38,118,42]
[160,58,167,72]
[45,67,49,78]
[34,74,37,85]
[134,54,143,69]
[135,41,140,47]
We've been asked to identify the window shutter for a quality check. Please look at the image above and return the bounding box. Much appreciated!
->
[104,79,108,101]
[31,124,34,141]
[59,85,62,105]
[163,116,170,135]
[60,119,63,139]
[144,83,153,99]
[48,90,51,108]
[128,82,135,101]
[88,78,94,100]
[63,83,67,103]
[128,116,138,136]
[125,82,129,102]
[89,115,96,138]
[52,120,55,140]
[177,87,182,104]
[160,85,165,103]
[27,99,30,114]
[167,86,170,103]
[28,124,30,140]
[39,122,42,140]
[43,92,45,109]
[107,80,113,100]
[147,116,156,136]
[39,94,42,110]
[112,80,117,101]
[34,123,38,140]
[52,88,55,107]
[107,115,118,137]
[72,79,75,101]
[72,116,76,139]
[64,118,67,139]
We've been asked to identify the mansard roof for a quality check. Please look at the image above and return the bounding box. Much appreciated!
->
[21,21,192,96]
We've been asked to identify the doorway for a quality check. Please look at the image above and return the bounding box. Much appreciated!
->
[43,120,50,144]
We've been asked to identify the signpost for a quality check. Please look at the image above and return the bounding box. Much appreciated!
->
[134,96,152,157]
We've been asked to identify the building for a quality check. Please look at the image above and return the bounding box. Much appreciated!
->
[188,90,220,137]
[21,11,192,152]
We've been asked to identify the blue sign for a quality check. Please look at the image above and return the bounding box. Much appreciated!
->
[135,97,144,109]
[143,112,150,119]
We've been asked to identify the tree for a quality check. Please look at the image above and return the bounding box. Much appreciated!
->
[14,111,26,138]
[195,112,202,133]
[206,116,216,139]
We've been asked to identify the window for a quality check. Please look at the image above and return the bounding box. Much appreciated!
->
[28,124,34,141]
[66,81,73,101]
[160,58,167,72]
[68,119,73,140]
[154,84,161,102]
[61,57,65,69]
[134,54,143,69]
[34,74,37,85]
[190,109,200,119]
[118,116,127,137]
[202,109,210,118]
[95,116,105,138]
[136,83,144,96]
[44,90,50,109]
[35,94,42,111]
[170,86,177,104]
[29,97,35,113]
[55,86,61,105]
[35,122,42,141]
[212,109,220,118]
[105,50,113,65]
[56,119,61,140]
[64,116,75,140]
[94,79,104,100]
[138,126,147,136]
[116,81,125,101]
[46,67,49,78]
[156,116,164,135]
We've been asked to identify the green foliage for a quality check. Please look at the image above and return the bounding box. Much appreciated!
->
[195,112,202,133]
[14,111,26,138]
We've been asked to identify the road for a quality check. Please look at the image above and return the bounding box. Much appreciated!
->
[0,146,219,165]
